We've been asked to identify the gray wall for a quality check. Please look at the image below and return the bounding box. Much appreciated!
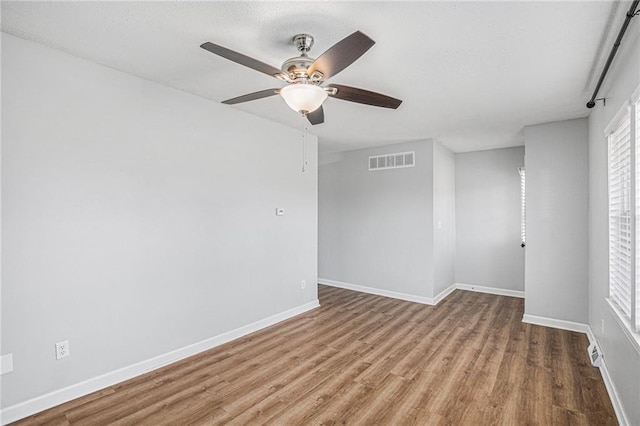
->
[318,140,434,298]
[587,21,640,426]
[433,142,456,296]
[524,118,588,323]
[1,34,318,408]
[455,147,525,291]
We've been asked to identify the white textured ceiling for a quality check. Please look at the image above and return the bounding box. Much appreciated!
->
[0,1,625,153]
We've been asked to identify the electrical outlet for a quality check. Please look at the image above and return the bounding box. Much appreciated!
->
[301,280,306,289]
[55,340,70,360]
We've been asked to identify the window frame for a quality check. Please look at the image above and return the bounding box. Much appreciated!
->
[605,85,640,354]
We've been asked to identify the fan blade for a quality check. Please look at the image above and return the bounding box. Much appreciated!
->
[306,106,325,125]
[222,89,280,105]
[201,42,284,79]
[327,84,402,109]
[307,31,375,80]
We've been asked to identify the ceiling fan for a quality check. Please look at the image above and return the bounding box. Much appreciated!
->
[200,31,402,125]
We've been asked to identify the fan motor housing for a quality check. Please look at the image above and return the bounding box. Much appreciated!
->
[281,34,325,81]
[281,55,314,79]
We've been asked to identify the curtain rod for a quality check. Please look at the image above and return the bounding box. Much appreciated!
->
[586,0,639,108]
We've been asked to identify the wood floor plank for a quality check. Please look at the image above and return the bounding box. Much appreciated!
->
[10,285,616,425]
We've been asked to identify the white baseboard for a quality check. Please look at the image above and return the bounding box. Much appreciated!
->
[1,300,320,425]
[318,279,524,307]
[455,283,524,298]
[317,279,437,305]
[521,314,590,333]
[585,327,630,426]
[433,284,457,304]
[598,357,630,425]
[586,326,598,348]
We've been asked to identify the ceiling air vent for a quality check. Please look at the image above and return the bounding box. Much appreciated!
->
[368,151,415,171]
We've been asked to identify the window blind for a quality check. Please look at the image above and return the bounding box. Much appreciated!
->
[636,98,640,331]
[609,110,633,319]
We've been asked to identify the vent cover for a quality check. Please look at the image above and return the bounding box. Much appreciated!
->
[587,342,602,367]
[369,151,415,171]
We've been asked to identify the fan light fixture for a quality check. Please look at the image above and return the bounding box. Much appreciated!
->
[200,31,403,126]
[280,84,327,114]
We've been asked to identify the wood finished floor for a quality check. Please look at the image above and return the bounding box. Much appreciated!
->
[12,285,616,425]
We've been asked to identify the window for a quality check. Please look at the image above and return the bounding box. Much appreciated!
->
[519,167,526,247]
[608,108,633,321]
[607,88,640,338]
[636,94,640,333]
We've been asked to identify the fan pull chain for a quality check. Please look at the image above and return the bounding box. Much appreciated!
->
[301,113,308,173]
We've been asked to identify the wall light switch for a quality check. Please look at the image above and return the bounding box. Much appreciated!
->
[276,208,285,216]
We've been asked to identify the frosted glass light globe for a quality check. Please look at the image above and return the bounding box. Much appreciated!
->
[280,84,328,114]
